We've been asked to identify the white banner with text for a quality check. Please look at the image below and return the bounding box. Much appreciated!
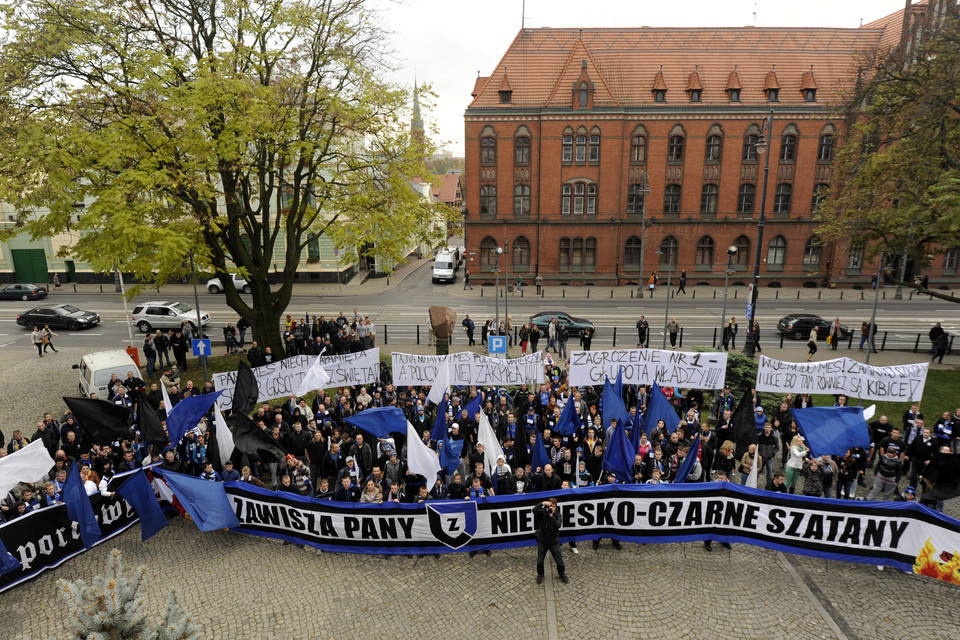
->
[568,349,727,389]
[391,351,544,387]
[755,356,928,402]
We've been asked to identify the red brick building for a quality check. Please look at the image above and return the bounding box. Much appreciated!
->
[463,3,959,288]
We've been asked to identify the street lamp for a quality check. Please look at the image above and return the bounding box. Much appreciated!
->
[719,245,738,348]
[504,236,509,346]
[493,245,503,328]
[743,109,774,358]
[657,247,674,349]
[637,171,651,298]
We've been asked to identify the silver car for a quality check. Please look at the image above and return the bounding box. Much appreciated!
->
[131,301,210,333]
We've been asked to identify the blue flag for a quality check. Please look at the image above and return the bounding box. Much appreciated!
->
[343,406,407,439]
[554,397,579,437]
[602,419,634,482]
[166,391,223,446]
[63,462,101,547]
[161,471,239,531]
[790,407,872,457]
[614,369,624,402]
[601,375,632,433]
[0,537,20,575]
[116,469,168,542]
[645,382,680,435]
[531,428,551,472]
[673,432,702,484]
[462,394,483,421]
[431,399,449,443]
[439,435,464,475]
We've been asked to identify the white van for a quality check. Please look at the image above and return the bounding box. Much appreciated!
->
[432,250,456,284]
[73,349,143,398]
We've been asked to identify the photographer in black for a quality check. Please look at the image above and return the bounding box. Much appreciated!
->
[533,497,568,584]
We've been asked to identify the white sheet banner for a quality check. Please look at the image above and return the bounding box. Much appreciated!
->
[567,349,727,389]
[213,349,380,409]
[755,356,928,402]
[391,351,544,387]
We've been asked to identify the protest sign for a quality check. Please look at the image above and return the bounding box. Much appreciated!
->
[391,351,543,387]
[224,482,960,585]
[213,349,380,409]
[567,349,727,389]
[755,356,928,401]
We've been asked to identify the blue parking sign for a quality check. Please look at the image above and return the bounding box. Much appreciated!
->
[192,339,212,357]
[488,335,506,354]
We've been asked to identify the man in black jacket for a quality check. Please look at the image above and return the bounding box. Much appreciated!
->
[533,497,568,584]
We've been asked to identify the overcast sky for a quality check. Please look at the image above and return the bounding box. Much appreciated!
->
[372,0,911,156]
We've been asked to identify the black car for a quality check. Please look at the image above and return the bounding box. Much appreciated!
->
[16,304,101,330]
[777,314,851,340]
[0,283,48,301]
[529,311,595,337]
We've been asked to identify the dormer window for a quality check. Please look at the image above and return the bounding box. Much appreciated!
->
[729,88,741,103]
[804,88,817,103]
[767,89,779,102]
[578,82,589,108]
[654,89,666,103]
[499,90,512,104]
[689,89,702,103]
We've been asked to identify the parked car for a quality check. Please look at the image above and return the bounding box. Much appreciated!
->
[777,314,852,340]
[528,311,595,337]
[16,304,100,330]
[0,283,48,301]
[206,274,251,294]
[131,301,211,333]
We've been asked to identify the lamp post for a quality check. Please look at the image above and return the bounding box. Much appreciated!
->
[719,245,738,348]
[504,236,509,345]
[188,251,208,382]
[657,248,673,349]
[637,171,651,298]
[743,108,774,358]
[493,245,503,328]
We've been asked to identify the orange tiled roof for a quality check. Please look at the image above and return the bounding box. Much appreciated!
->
[800,70,818,90]
[726,70,743,90]
[432,173,461,205]
[687,71,703,91]
[467,25,893,109]
[862,1,924,54]
[471,76,489,98]
[763,68,781,90]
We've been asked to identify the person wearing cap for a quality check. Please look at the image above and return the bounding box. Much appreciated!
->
[533,497,568,584]
[894,486,918,502]
[785,435,808,494]
[336,456,360,488]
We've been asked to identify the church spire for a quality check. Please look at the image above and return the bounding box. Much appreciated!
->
[411,74,424,145]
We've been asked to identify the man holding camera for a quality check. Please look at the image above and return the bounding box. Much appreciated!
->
[533,497,568,584]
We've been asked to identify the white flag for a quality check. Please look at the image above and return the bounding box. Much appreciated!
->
[0,440,55,499]
[476,412,505,478]
[295,356,331,397]
[405,420,440,482]
[213,406,235,468]
[151,476,175,503]
[426,361,450,406]
[746,447,761,489]
[161,381,174,417]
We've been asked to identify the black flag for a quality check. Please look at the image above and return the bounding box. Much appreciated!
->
[923,453,960,501]
[730,392,758,460]
[62,397,134,445]
[232,413,287,461]
[233,361,259,416]
[137,396,168,446]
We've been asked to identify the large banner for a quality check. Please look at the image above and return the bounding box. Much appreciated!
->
[391,351,544,387]
[224,482,960,583]
[213,349,380,409]
[755,356,928,402]
[568,349,727,388]
[0,493,139,593]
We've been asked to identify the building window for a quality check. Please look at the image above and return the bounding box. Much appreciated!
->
[774,183,792,214]
[767,235,786,267]
[573,183,584,214]
[847,243,864,270]
[499,90,512,104]
[667,135,684,162]
[742,134,758,161]
[780,135,796,162]
[944,248,959,272]
[588,134,600,162]
[700,184,718,214]
[307,233,320,262]
[559,237,571,270]
[561,185,571,215]
[578,82,589,108]
[586,184,597,214]
[811,183,829,212]
[280,186,294,210]
[630,135,647,163]
[480,236,499,267]
[663,184,682,215]
[515,137,530,165]
[805,88,817,103]
[729,88,741,103]
[767,88,779,102]
[695,236,714,266]
[514,236,531,268]
[803,236,822,268]
[575,134,587,162]
[654,89,666,103]
[627,184,646,214]
[480,185,497,215]
[737,183,756,214]
[572,237,584,271]
[513,185,530,216]
[585,237,597,269]
[690,89,702,103]
[480,136,496,164]
[562,135,573,162]
[659,236,679,267]
[817,135,834,162]
[705,135,722,163]
[624,236,641,267]
[734,235,750,266]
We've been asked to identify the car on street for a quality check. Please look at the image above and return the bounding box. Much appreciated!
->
[131,301,211,333]
[206,274,251,294]
[777,314,852,340]
[16,304,100,330]
[0,283,48,301]
[528,311,595,337]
